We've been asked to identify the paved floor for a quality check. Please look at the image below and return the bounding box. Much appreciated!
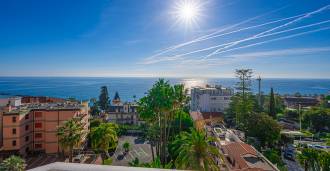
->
[282,156,303,171]
[112,135,153,166]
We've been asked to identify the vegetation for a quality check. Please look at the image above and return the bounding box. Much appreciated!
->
[302,107,330,133]
[233,69,254,126]
[245,113,281,147]
[0,155,25,171]
[263,149,287,171]
[170,129,220,171]
[57,118,84,162]
[297,148,330,171]
[90,98,100,116]
[129,156,173,169]
[90,118,103,128]
[138,79,190,165]
[102,158,113,165]
[129,157,140,167]
[269,87,276,118]
[123,141,130,152]
[99,86,110,111]
[90,123,118,159]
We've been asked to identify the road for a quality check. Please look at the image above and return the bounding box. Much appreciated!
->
[283,157,303,171]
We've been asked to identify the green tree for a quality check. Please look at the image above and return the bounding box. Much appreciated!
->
[90,98,100,116]
[263,149,287,171]
[233,69,255,126]
[0,155,25,171]
[57,118,84,162]
[297,148,322,171]
[235,69,253,100]
[99,86,109,111]
[269,87,276,118]
[170,129,220,171]
[123,141,130,152]
[90,123,118,159]
[138,79,175,164]
[90,118,103,129]
[302,107,330,133]
[245,113,281,147]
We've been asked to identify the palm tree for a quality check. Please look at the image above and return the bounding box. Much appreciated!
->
[0,155,25,171]
[297,148,320,171]
[123,141,130,152]
[171,129,220,171]
[90,123,118,159]
[57,118,84,162]
[173,84,188,133]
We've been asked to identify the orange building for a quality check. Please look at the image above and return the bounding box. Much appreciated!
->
[0,102,89,157]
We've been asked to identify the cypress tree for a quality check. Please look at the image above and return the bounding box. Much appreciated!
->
[99,86,109,111]
[269,87,276,118]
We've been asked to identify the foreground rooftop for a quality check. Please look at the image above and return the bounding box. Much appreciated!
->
[28,162,183,171]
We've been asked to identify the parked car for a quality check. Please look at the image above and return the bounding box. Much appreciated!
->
[284,146,295,160]
[73,154,84,163]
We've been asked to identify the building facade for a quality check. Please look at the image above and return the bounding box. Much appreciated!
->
[283,96,319,108]
[106,92,140,125]
[0,98,89,157]
[190,85,233,112]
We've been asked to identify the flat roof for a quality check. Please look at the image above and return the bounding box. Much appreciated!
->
[28,162,185,171]
[4,103,83,115]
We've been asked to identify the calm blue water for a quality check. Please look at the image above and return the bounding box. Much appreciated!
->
[0,77,329,101]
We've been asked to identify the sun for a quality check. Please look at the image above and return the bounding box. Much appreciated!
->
[172,0,203,28]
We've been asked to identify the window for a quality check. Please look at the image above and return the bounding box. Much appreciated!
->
[25,125,29,131]
[12,128,16,135]
[12,117,16,123]
[35,133,42,138]
[35,143,42,149]
[35,122,42,128]
[25,114,29,120]
[25,136,29,142]
[12,140,16,146]
[35,112,42,118]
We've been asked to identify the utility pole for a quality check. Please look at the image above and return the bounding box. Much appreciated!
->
[256,76,261,109]
[299,104,302,142]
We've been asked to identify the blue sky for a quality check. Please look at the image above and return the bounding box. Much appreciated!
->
[1,0,330,78]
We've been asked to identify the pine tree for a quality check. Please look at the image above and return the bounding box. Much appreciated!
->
[99,86,109,111]
[269,87,276,118]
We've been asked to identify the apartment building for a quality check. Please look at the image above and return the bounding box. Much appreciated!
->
[190,85,234,112]
[0,99,89,157]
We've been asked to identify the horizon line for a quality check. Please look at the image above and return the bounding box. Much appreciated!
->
[1,75,330,80]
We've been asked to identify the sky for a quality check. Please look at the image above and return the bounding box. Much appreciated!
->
[0,0,330,78]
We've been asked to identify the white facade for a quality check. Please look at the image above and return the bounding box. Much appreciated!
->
[190,85,233,112]
[0,97,21,107]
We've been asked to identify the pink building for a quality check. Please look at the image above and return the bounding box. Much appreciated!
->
[0,101,89,157]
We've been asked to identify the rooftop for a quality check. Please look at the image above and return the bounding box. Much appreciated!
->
[222,142,277,171]
[4,102,83,115]
[28,162,182,171]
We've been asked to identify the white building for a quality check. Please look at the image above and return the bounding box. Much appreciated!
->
[190,85,233,112]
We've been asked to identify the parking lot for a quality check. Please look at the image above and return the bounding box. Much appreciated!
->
[112,135,153,166]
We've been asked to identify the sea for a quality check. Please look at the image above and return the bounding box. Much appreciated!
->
[0,77,329,102]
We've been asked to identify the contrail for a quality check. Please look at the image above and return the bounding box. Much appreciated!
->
[207,4,330,57]
[144,8,315,64]
[211,26,330,56]
[168,20,330,60]
[142,13,306,64]
[145,6,287,60]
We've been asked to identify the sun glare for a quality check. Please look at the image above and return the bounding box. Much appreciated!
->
[173,0,203,28]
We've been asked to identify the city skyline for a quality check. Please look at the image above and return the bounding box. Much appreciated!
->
[1,0,330,78]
